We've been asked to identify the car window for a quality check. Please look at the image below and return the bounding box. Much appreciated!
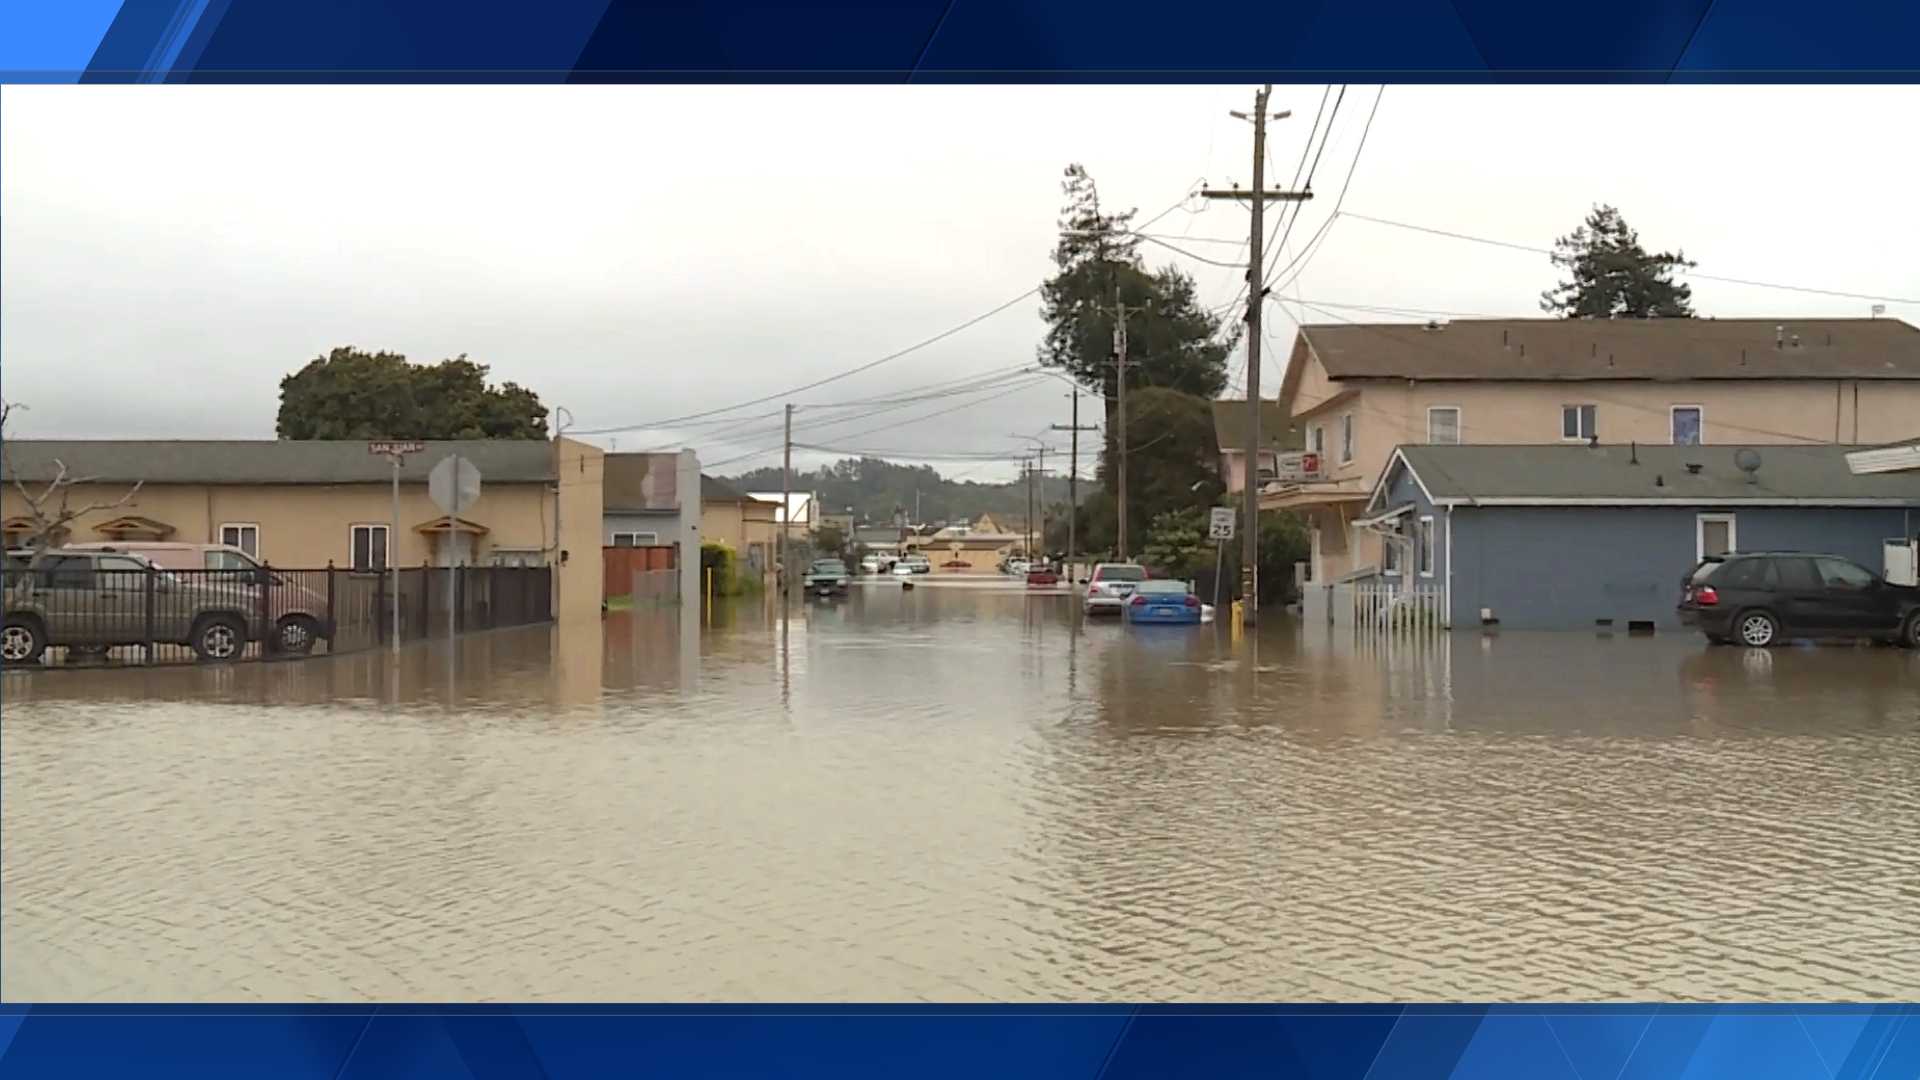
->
[1688,560,1724,585]
[1709,559,1759,588]
[1815,558,1876,591]
[1775,558,1823,591]
[1135,580,1187,595]
[205,550,259,572]
[1096,565,1146,582]
[39,556,94,590]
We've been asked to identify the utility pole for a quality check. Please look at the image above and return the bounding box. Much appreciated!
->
[1051,389,1098,582]
[1024,458,1035,557]
[1113,292,1130,560]
[781,403,793,606]
[1203,86,1310,626]
[1036,445,1046,560]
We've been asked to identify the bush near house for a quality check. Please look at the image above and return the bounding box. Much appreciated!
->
[701,541,745,597]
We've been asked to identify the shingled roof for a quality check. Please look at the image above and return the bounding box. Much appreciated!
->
[1385,443,1920,506]
[0,440,555,485]
[1296,318,1920,384]
[1211,399,1301,453]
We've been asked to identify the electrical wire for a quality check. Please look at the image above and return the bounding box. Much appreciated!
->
[571,286,1043,435]
[1264,85,1345,283]
[1340,211,1920,307]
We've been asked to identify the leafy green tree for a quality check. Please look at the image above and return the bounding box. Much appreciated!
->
[1039,164,1238,438]
[813,525,849,564]
[1142,508,1213,578]
[1257,510,1311,604]
[277,347,548,439]
[1112,388,1223,555]
[1540,205,1697,319]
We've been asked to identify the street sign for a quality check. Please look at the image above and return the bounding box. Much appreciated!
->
[428,454,482,515]
[1272,451,1325,484]
[1208,506,1237,541]
[368,440,426,457]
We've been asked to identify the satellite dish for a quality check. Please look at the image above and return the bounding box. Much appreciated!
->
[1734,449,1763,482]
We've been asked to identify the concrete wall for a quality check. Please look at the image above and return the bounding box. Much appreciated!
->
[554,437,606,623]
[1447,504,1917,630]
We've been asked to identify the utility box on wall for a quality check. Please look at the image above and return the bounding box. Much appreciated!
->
[1886,537,1918,587]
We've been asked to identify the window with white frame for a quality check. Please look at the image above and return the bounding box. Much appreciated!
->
[1672,405,1704,446]
[1562,404,1597,440]
[219,522,260,558]
[611,531,659,547]
[1696,513,1736,561]
[1340,413,1354,463]
[1382,530,1401,576]
[350,524,389,571]
[1417,516,1435,576]
[1427,407,1461,445]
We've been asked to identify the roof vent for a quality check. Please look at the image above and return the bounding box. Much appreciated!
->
[1775,325,1785,349]
[1734,448,1763,485]
[1791,333,1802,348]
[1423,320,1444,332]
[1685,462,1703,475]
[1655,474,1665,487]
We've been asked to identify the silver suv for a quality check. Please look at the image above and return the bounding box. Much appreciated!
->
[2,549,263,665]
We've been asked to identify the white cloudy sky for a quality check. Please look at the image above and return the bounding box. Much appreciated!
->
[4,85,1917,481]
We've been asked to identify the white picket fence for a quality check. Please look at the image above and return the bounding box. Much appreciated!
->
[1309,580,1448,633]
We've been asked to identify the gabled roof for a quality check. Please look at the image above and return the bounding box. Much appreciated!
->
[1383,443,1920,507]
[1211,399,1301,453]
[0,439,556,485]
[1290,317,1920,386]
[746,492,813,525]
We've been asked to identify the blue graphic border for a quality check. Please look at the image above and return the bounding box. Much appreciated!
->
[1,0,1918,83]
[0,1005,1916,1078]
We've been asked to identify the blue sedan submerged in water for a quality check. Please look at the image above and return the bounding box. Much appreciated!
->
[1124,579,1203,625]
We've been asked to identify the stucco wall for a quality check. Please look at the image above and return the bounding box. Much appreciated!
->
[554,437,606,623]
[1448,504,1916,630]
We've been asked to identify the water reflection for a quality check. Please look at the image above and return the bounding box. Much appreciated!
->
[4,588,1918,1001]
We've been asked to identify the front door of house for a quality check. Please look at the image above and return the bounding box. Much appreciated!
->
[434,531,474,568]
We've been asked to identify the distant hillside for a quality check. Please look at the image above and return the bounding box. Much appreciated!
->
[726,456,1075,527]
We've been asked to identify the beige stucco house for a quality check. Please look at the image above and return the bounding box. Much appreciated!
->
[1,438,605,621]
[1270,317,1920,583]
[699,475,779,589]
[1213,398,1301,495]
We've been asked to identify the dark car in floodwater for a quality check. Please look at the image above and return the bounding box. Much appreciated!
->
[1678,552,1920,648]
[804,559,851,598]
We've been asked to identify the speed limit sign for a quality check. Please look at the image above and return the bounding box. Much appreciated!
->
[1208,506,1236,541]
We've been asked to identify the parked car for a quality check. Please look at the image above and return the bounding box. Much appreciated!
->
[1124,579,1203,624]
[1083,562,1148,616]
[2,549,266,665]
[890,561,917,577]
[859,555,881,575]
[1677,551,1920,648]
[66,541,334,654]
[902,554,932,575]
[1025,562,1059,587]
[803,558,851,598]
[1006,558,1031,577]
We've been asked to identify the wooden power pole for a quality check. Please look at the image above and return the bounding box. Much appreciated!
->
[1052,387,1098,580]
[1202,86,1311,625]
[781,403,794,606]
[1113,292,1130,559]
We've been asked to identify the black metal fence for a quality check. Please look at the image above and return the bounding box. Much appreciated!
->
[2,564,552,669]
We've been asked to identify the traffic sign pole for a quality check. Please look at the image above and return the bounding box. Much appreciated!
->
[369,441,425,654]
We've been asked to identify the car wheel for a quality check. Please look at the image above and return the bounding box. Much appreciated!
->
[1735,610,1780,648]
[273,615,320,655]
[1,617,46,666]
[192,614,247,662]
[1903,611,1920,650]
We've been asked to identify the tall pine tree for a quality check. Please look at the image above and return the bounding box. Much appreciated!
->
[1540,204,1697,319]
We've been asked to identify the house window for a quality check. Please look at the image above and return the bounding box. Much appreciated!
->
[1562,404,1597,440]
[1340,414,1354,464]
[1696,513,1736,561]
[1381,531,1401,576]
[1417,516,1435,577]
[219,523,259,558]
[350,524,389,572]
[1426,407,1461,445]
[611,531,659,547]
[1672,406,1704,446]
[1308,425,1325,457]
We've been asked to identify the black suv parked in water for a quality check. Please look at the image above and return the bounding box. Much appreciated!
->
[1678,552,1920,648]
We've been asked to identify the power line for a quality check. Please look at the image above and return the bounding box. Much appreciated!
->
[1340,210,1920,307]
[1266,86,1385,297]
[704,376,1050,470]
[571,285,1042,435]
[1265,84,1344,283]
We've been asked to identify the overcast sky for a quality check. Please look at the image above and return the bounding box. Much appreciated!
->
[5,85,1918,481]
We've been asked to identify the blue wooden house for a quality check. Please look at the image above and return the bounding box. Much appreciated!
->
[1350,443,1920,631]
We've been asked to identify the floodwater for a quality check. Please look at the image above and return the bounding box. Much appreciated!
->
[5,579,1920,1002]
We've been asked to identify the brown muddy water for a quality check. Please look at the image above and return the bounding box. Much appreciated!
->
[4,581,1919,1001]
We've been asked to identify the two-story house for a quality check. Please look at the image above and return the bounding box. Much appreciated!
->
[1270,317,1920,584]
[1213,398,1301,495]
